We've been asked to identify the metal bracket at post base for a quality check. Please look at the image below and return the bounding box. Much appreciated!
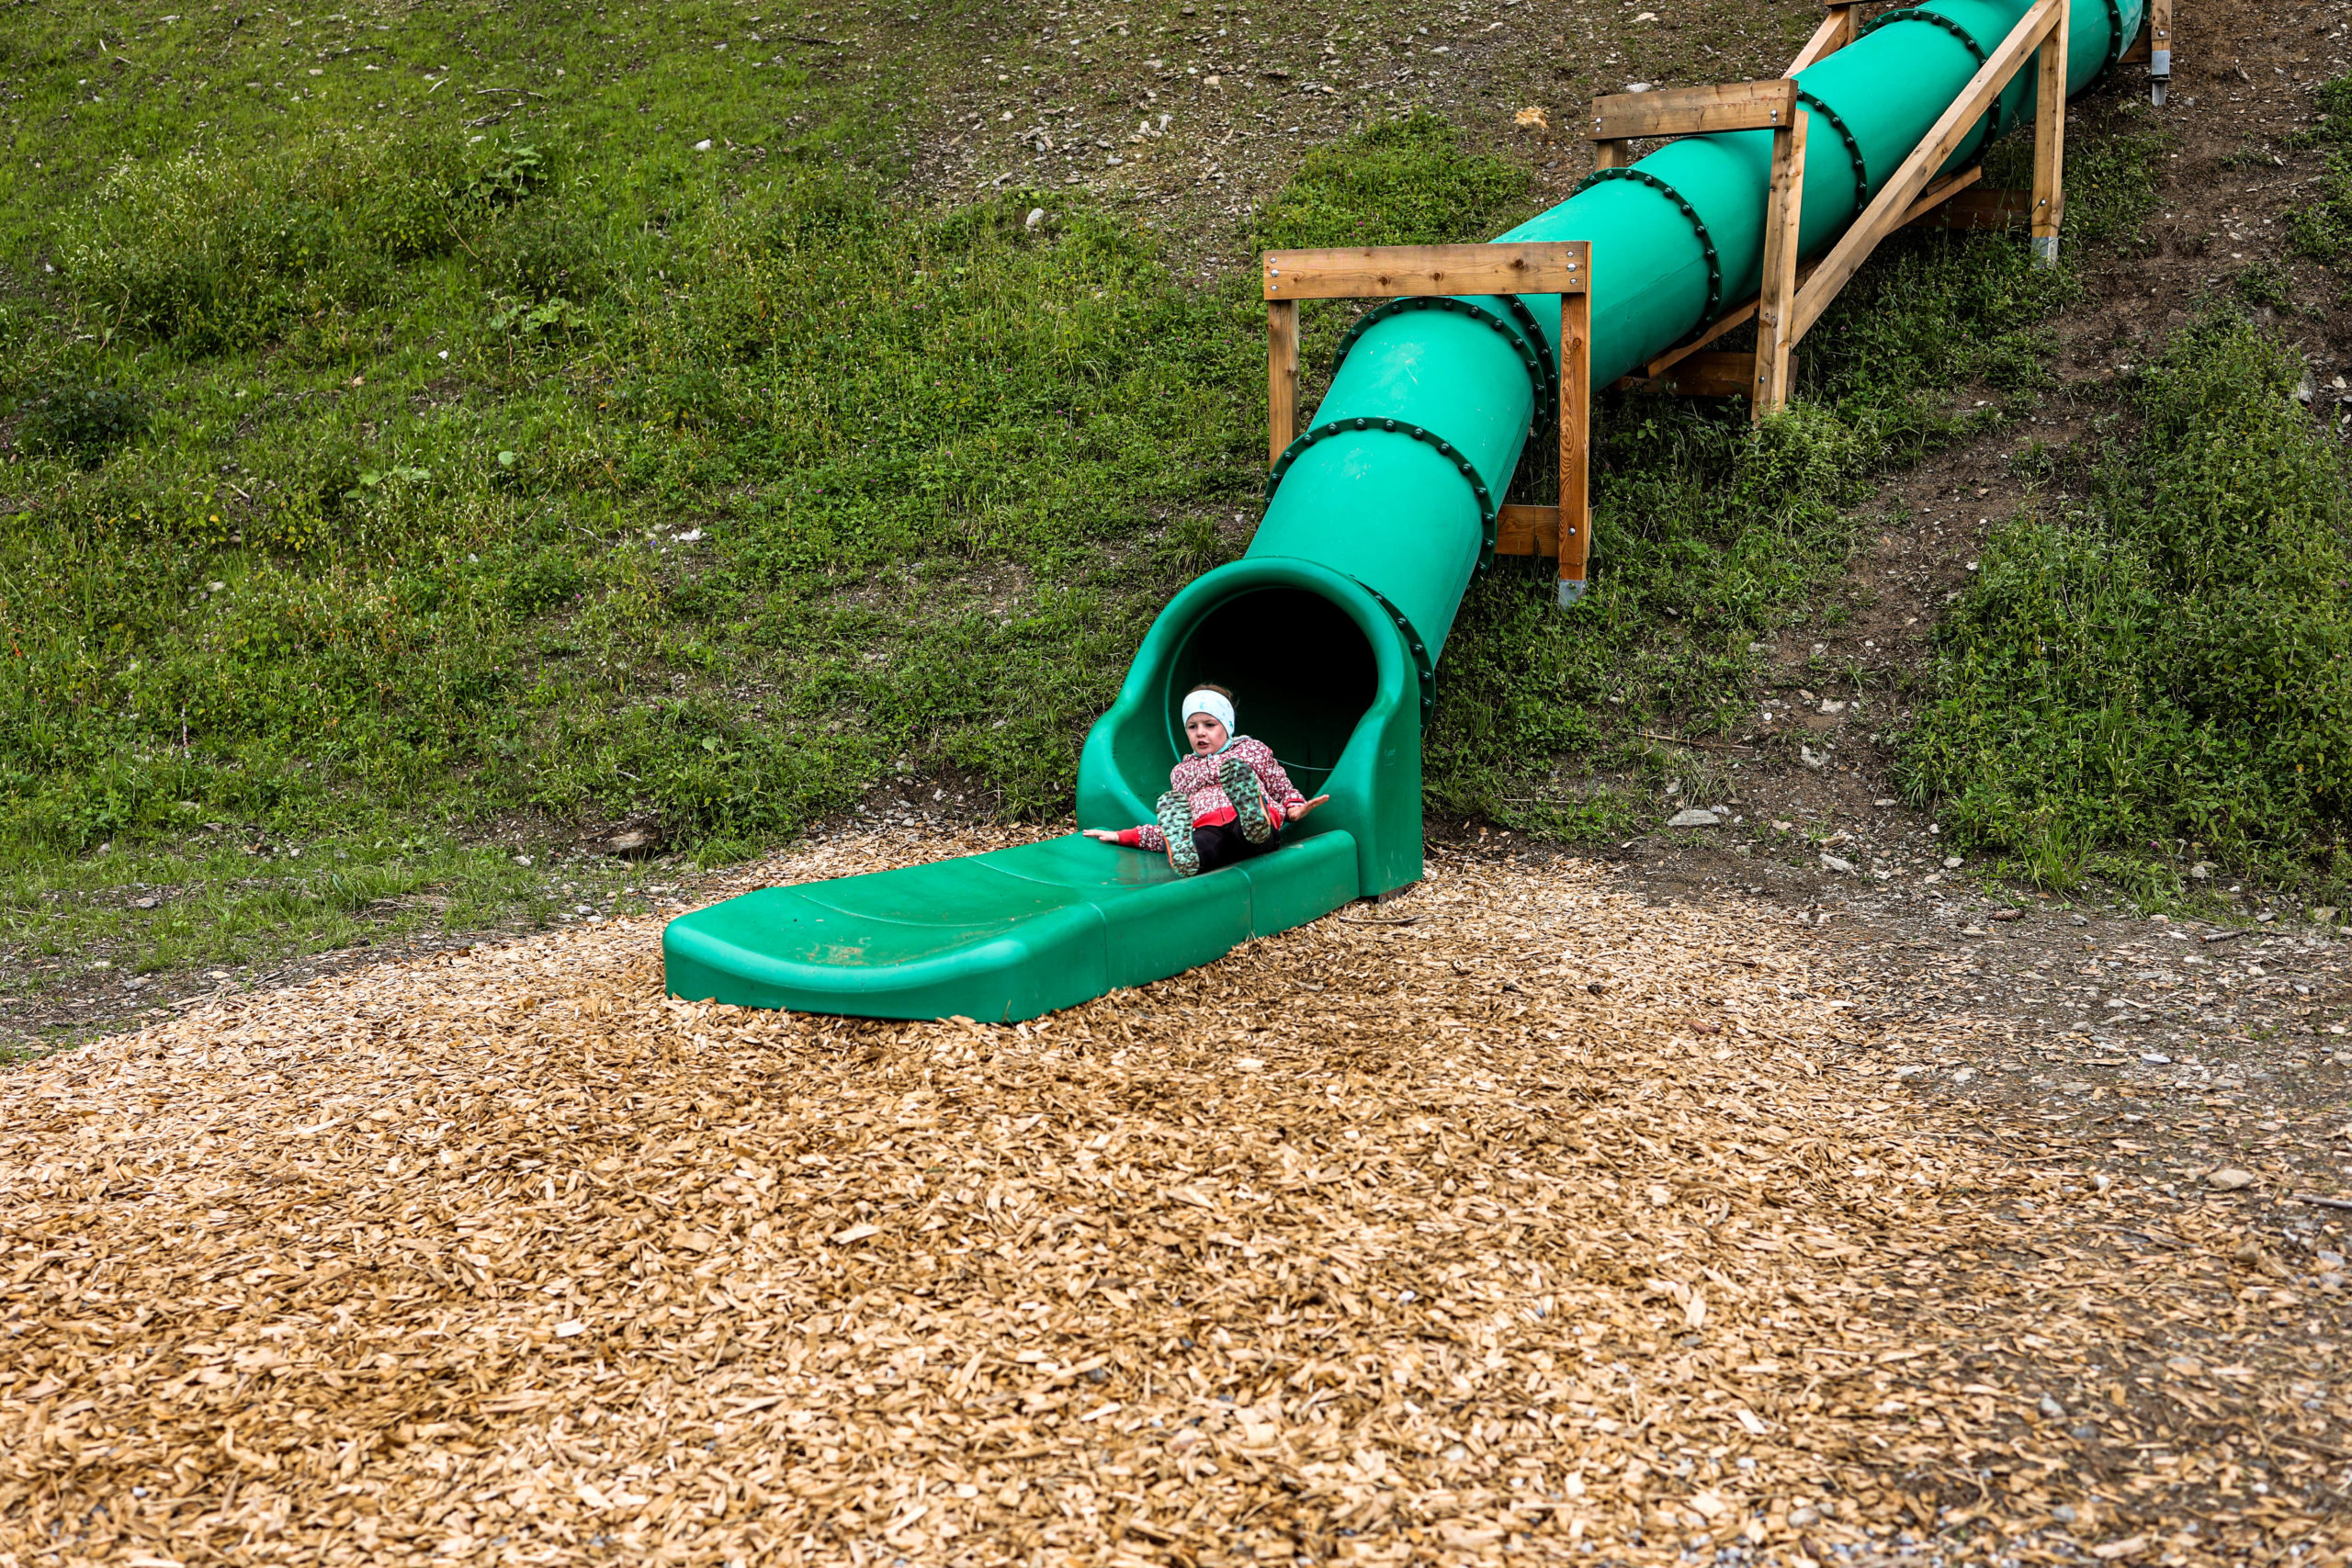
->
[1557,577,1589,606]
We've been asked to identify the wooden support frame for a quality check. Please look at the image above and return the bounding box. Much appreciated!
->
[1789,0,2067,343]
[1261,243,1594,604]
[1588,78,1804,421]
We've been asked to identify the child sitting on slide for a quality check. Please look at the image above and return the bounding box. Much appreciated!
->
[1083,685,1329,876]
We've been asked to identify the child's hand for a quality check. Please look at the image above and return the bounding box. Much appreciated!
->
[1081,828,1124,842]
[1287,795,1331,822]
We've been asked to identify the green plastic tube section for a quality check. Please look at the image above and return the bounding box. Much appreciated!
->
[1246,0,2142,676]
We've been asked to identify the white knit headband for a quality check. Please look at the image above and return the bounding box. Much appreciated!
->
[1182,690,1236,734]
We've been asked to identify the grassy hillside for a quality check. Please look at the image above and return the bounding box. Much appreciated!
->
[3,0,2338,1021]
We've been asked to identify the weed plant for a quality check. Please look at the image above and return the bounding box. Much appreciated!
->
[1900,319,2352,899]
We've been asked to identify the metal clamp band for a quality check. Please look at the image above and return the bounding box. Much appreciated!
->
[1856,9,2013,142]
[1796,90,1872,209]
[1348,577,1438,718]
[1266,416,1501,563]
[1328,296,1554,411]
[2100,0,2129,67]
[1571,166,1724,323]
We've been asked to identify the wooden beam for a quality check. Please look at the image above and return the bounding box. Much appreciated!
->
[1267,299,1299,468]
[1589,77,1798,141]
[1617,351,1757,399]
[1495,503,1559,557]
[1558,288,1593,604]
[1263,243,1588,300]
[1630,164,1976,394]
[1787,0,2060,344]
[2031,0,2068,265]
[1752,107,1808,418]
[1592,139,1628,170]
[1787,0,1860,73]
[1897,164,1985,224]
[1909,182,2030,230]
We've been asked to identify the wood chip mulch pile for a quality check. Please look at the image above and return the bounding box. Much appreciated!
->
[3,834,2346,1567]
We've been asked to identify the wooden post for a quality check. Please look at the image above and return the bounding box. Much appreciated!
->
[2146,0,2171,103]
[1267,299,1299,468]
[2030,0,2068,266]
[1592,139,1627,170]
[1788,0,1862,73]
[1752,105,1808,418]
[1558,288,1592,605]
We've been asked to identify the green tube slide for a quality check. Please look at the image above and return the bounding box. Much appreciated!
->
[663,0,2140,1021]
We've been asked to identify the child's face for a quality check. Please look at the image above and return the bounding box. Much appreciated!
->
[1185,713,1228,754]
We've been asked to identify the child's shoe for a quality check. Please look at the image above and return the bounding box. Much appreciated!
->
[1156,790,1200,876]
[1219,755,1273,844]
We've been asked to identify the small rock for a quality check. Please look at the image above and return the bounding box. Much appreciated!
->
[2052,1505,2078,1526]
[2190,862,2214,880]
[1991,908,2023,921]
[1942,855,1963,869]
[132,897,159,909]
[2206,1168,2258,1191]
[1668,808,1721,828]
[1623,80,1654,91]
[2038,1393,2066,1419]
[692,138,713,152]
[1818,699,1846,716]
[2312,906,2340,924]
[1951,1066,1976,1084]
[1024,207,1046,231]
[1800,746,1828,770]
[2073,1423,2100,1440]
[1820,852,1855,874]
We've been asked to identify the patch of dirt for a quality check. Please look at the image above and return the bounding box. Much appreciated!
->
[4,836,2346,1565]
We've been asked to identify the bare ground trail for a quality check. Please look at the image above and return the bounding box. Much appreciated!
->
[3,834,2346,1567]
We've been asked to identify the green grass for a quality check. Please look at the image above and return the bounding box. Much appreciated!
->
[1898,318,2352,901]
[2289,75,2352,267]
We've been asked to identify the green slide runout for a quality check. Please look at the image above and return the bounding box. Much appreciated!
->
[665,0,2139,1021]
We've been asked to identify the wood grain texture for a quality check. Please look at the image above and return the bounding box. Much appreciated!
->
[1752,114,1809,418]
[1617,350,1757,399]
[1786,5,1856,73]
[1261,243,1589,300]
[1494,503,1560,558]
[1266,300,1299,469]
[1558,291,1593,585]
[1788,0,2059,341]
[1589,78,1798,141]
[2030,0,2069,256]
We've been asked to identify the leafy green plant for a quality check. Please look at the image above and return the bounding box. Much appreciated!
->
[14,378,148,465]
[1900,318,2352,892]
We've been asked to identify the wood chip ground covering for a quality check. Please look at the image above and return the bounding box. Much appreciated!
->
[4,832,2347,1568]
